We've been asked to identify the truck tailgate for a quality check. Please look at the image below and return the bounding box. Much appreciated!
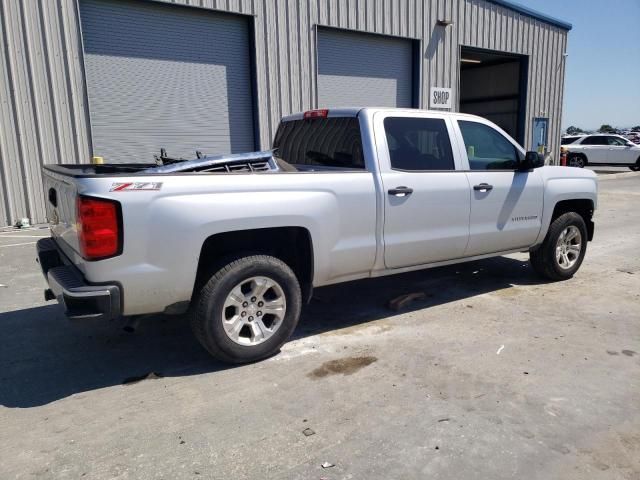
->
[43,168,81,257]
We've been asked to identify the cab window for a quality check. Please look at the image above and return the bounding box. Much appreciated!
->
[458,120,520,170]
[273,117,365,169]
[384,117,455,171]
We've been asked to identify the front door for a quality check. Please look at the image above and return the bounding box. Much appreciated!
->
[456,119,544,256]
[377,114,471,269]
[606,136,636,164]
[532,118,548,154]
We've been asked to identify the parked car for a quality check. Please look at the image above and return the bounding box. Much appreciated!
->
[564,134,640,170]
[624,134,640,145]
[37,108,598,363]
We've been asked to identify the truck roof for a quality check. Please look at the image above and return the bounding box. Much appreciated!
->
[281,107,479,122]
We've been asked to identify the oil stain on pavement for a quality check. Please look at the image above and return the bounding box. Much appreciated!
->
[308,356,377,379]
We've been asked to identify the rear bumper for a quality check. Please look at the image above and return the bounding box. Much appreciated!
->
[37,238,121,320]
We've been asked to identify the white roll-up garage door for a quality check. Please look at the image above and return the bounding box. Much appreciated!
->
[79,0,255,163]
[317,29,414,109]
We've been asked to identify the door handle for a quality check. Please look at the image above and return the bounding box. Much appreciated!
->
[473,183,493,192]
[388,186,413,197]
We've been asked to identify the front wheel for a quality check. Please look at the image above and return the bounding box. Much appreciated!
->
[191,254,302,363]
[529,212,588,281]
[629,158,640,171]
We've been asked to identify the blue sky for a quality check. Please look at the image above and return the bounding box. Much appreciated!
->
[522,0,640,130]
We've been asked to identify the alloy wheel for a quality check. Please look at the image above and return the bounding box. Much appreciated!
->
[221,276,287,346]
[555,226,582,270]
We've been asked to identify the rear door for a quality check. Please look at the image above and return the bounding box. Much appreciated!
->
[579,136,609,163]
[374,112,470,269]
[454,118,543,256]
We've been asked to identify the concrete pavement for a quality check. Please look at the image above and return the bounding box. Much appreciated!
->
[0,175,638,480]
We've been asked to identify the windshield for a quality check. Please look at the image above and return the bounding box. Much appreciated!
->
[273,117,365,170]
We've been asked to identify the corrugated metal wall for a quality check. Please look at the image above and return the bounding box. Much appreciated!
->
[0,0,91,226]
[0,0,568,226]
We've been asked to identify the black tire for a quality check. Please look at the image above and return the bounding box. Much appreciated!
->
[568,154,587,168]
[529,212,588,281]
[191,254,302,363]
[629,158,640,171]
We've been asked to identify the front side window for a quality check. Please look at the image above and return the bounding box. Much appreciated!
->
[384,117,455,171]
[581,136,607,145]
[273,117,364,169]
[458,120,519,170]
[607,136,627,146]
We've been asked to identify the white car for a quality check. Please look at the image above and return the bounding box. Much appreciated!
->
[563,134,640,170]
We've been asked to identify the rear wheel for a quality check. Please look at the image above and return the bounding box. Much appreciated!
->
[191,254,302,363]
[568,154,586,168]
[529,212,588,281]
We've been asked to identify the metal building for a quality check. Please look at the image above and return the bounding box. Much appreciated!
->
[0,0,571,227]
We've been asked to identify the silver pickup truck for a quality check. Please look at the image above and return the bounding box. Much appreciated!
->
[38,108,597,363]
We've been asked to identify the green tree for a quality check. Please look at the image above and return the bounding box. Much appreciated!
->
[598,124,616,133]
[631,126,640,132]
[565,126,584,135]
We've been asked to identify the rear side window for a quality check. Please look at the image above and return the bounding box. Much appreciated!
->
[384,117,455,171]
[458,120,519,170]
[273,117,364,169]
[561,137,582,145]
[581,136,607,145]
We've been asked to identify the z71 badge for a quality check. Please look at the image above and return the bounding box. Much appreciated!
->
[110,182,163,192]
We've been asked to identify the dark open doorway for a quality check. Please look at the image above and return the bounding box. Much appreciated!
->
[459,46,528,145]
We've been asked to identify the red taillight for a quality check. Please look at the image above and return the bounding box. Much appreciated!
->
[303,109,329,119]
[77,196,121,260]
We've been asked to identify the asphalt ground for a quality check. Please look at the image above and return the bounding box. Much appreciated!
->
[0,172,638,480]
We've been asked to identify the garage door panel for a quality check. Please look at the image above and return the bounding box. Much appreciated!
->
[318,29,413,109]
[80,0,254,163]
[318,75,404,109]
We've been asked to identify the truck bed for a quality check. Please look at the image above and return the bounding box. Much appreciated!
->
[44,149,280,177]
[44,161,355,177]
[44,164,156,177]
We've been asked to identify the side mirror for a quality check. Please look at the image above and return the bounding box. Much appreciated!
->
[519,151,544,170]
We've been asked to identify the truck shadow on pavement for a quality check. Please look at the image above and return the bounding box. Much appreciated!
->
[0,256,544,408]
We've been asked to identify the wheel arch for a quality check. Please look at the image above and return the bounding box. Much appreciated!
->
[193,227,314,304]
[551,199,595,241]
